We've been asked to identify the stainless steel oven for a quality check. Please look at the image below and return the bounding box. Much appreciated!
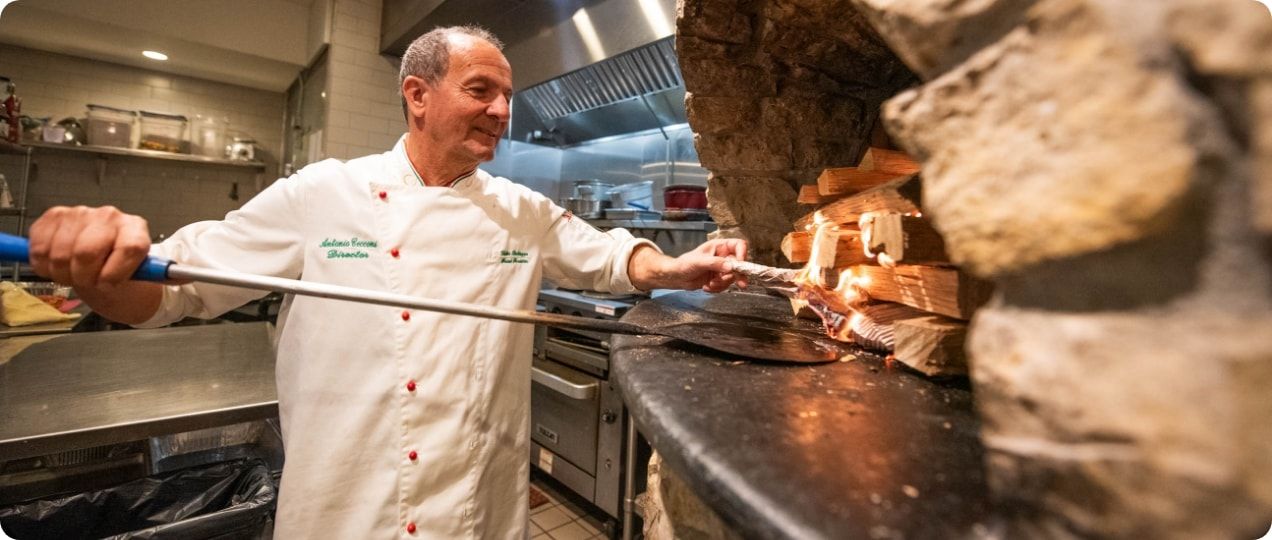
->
[530,289,640,529]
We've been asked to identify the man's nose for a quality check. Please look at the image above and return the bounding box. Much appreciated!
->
[488,94,511,121]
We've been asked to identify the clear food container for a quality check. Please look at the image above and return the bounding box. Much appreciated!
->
[190,114,228,158]
[138,111,188,153]
[85,104,135,148]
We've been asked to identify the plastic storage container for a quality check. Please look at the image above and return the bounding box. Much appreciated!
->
[138,111,188,153]
[608,181,654,210]
[85,104,135,148]
[190,114,228,158]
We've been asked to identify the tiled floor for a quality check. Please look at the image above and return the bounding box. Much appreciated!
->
[530,477,611,540]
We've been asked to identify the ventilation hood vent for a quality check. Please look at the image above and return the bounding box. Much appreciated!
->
[511,37,687,147]
[520,39,681,121]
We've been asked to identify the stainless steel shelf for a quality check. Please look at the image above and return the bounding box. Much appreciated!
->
[588,219,717,231]
[0,139,29,156]
[27,141,267,170]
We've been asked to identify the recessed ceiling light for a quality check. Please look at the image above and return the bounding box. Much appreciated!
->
[142,50,168,61]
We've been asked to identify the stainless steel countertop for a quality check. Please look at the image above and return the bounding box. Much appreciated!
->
[0,322,278,461]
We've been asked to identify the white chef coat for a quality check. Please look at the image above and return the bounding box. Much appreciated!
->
[137,136,656,538]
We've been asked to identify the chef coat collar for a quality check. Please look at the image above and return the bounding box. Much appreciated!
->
[393,135,477,189]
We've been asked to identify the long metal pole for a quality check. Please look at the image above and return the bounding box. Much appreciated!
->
[166,264,648,335]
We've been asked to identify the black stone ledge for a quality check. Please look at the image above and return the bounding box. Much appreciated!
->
[611,291,996,540]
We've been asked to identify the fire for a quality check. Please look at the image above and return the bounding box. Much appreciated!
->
[789,213,871,342]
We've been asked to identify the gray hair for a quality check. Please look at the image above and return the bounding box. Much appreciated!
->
[399,25,504,89]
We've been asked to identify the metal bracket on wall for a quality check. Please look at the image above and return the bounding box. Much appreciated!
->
[95,156,108,185]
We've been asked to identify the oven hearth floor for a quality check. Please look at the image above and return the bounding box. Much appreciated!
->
[530,477,609,539]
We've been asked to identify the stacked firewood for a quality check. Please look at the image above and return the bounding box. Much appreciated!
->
[784,148,993,377]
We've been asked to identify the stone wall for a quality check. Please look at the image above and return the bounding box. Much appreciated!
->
[678,0,1272,537]
[677,0,917,265]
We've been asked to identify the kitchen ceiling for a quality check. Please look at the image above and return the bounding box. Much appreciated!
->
[0,0,318,92]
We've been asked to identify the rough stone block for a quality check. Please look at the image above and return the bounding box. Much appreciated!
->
[1165,0,1272,78]
[695,133,793,173]
[686,94,760,135]
[970,304,1272,538]
[882,0,1234,277]
[1256,80,1272,235]
[849,0,1038,80]
[707,174,801,265]
[677,0,753,44]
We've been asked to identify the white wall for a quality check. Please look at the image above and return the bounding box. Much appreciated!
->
[323,0,406,160]
[0,43,286,238]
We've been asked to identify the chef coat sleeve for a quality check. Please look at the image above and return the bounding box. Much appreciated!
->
[539,210,660,294]
[132,170,309,328]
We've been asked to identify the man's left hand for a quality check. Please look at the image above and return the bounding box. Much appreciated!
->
[629,238,748,293]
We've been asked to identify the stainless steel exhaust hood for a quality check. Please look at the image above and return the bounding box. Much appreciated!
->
[512,37,686,147]
[381,0,686,147]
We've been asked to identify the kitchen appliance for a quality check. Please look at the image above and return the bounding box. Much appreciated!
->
[663,184,707,209]
[226,137,257,161]
[53,118,86,145]
[531,288,642,530]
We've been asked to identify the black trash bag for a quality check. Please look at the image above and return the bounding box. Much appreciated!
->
[0,458,275,540]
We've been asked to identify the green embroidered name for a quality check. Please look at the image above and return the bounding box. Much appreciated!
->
[500,249,530,264]
[320,237,378,248]
[328,249,369,259]
[320,237,378,259]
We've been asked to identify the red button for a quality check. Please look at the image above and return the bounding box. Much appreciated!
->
[401,310,411,321]
[378,190,388,200]
[390,248,400,258]
[408,450,418,461]
[406,380,416,392]
[406,522,416,534]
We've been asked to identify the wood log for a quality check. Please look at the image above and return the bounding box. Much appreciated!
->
[781,230,871,267]
[892,315,968,377]
[859,214,950,266]
[795,175,921,229]
[798,184,844,205]
[853,265,993,320]
[846,302,928,349]
[784,217,947,267]
[858,147,921,175]
[817,168,907,197]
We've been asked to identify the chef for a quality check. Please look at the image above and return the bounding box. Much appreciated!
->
[26,25,745,538]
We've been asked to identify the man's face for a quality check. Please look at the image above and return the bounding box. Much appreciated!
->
[422,36,513,167]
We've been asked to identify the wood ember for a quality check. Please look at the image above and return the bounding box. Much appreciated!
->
[846,303,929,350]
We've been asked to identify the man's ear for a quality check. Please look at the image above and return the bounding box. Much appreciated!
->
[401,76,429,119]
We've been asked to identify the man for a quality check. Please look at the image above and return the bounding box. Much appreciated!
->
[27,26,744,538]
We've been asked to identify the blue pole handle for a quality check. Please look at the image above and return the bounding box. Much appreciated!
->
[0,232,172,282]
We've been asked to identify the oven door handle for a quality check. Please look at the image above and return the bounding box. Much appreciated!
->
[531,364,598,400]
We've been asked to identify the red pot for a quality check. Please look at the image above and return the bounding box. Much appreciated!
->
[663,184,707,209]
